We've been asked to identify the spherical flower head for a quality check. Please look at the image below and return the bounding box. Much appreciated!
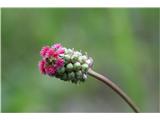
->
[39,43,94,84]
[39,43,65,76]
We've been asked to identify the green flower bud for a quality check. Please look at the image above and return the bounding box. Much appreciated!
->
[74,62,81,71]
[68,72,75,80]
[57,67,65,75]
[76,70,82,79]
[82,63,89,72]
[81,55,87,62]
[64,54,70,61]
[74,51,82,56]
[66,63,74,71]
[64,48,68,53]
[78,56,83,63]
[71,54,79,63]
[67,48,73,54]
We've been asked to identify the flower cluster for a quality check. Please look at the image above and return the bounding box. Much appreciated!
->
[38,43,93,84]
[39,44,65,76]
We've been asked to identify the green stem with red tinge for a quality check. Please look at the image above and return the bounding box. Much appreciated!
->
[88,69,140,113]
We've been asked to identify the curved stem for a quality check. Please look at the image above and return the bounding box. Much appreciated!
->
[88,69,140,113]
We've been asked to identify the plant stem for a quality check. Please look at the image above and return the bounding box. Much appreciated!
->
[88,68,140,113]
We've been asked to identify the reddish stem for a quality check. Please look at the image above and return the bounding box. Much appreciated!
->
[88,69,140,113]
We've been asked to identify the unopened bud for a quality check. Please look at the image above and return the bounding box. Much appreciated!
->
[68,72,75,80]
[66,63,74,71]
[82,63,89,72]
[76,70,83,79]
[57,67,65,75]
[64,54,70,61]
[71,54,79,63]
[74,62,81,71]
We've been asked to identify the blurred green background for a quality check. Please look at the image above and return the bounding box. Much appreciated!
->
[1,8,159,112]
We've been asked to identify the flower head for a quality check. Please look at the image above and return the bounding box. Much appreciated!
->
[40,46,50,57]
[39,43,93,84]
[39,43,65,76]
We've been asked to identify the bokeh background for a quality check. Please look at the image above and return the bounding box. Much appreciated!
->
[1,8,159,112]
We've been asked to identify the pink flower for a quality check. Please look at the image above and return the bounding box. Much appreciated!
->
[38,60,46,74]
[55,58,64,68]
[52,43,62,49]
[56,48,65,54]
[45,48,58,58]
[45,48,54,57]
[45,66,56,75]
[40,46,50,57]
[39,43,65,76]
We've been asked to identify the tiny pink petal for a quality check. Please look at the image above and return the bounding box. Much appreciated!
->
[45,66,56,75]
[40,46,50,57]
[45,48,55,58]
[56,48,65,54]
[38,60,46,74]
[52,43,62,49]
[55,58,64,68]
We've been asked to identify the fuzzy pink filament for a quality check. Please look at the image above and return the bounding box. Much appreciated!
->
[38,43,65,76]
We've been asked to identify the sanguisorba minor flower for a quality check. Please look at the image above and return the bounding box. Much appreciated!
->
[38,43,93,84]
[38,43,140,113]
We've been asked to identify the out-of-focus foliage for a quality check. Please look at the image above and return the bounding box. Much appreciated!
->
[1,8,159,112]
